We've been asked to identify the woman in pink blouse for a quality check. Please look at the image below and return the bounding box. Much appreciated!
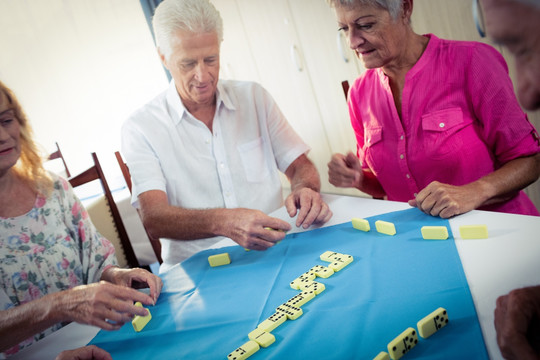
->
[326,0,540,218]
[0,81,163,358]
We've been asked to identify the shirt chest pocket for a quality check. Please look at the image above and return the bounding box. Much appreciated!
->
[237,137,271,183]
[421,108,468,159]
[363,126,385,175]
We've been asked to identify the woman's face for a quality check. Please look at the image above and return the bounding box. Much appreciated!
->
[333,3,408,70]
[0,91,21,175]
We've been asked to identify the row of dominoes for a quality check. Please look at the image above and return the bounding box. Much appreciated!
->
[227,251,354,360]
[373,307,449,360]
[352,218,489,240]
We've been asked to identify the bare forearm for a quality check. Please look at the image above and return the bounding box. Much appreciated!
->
[141,205,233,240]
[0,293,64,351]
[286,155,321,193]
[471,153,540,207]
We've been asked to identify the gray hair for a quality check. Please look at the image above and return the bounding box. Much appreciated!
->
[326,0,403,20]
[152,0,224,60]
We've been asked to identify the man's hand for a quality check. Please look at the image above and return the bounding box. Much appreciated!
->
[494,286,540,360]
[101,267,163,305]
[285,187,332,229]
[223,208,291,250]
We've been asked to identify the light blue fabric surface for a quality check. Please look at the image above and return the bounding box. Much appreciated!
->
[89,208,488,359]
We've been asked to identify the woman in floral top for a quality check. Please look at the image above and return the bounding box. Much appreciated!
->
[0,82,163,358]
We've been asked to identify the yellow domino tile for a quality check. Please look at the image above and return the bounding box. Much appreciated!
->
[290,273,316,290]
[375,220,396,235]
[320,251,341,262]
[309,265,334,278]
[248,328,275,348]
[208,253,231,267]
[328,260,348,272]
[286,290,316,308]
[299,280,326,295]
[387,327,418,360]
[417,307,449,339]
[352,218,370,232]
[257,312,287,332]
[459,225,488,239]
[131,302,152,332]
[373,351,390,360]
[227,340,260,360]
[276,304,303,320]
[421,226,449,240]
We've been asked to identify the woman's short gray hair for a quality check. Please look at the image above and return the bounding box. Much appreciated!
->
[326,0,403,20]
[152,0,223,60]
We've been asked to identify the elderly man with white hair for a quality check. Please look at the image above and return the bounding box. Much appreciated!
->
[122,0,332,272]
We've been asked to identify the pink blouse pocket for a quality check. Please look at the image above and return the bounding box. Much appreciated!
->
[421,108,468,159]
[363,126,384,174]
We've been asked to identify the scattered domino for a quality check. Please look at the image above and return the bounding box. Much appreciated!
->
[208,253,231,267]
[373,351,390,360]
[276,303,303,320]
[417,307,449,339]
[375,220,396,236]
[228,340,260,360]
[328,260,349,272]
[299,280,325,295]
[248,328,275,348]
[352,218,370,232]
[387,327,418,360]
[257,312,287,332]
[309,265,334,278]
[421,226,449,240]
[459,225,488,239]
[286,290,316,308]
[131,301,152,332]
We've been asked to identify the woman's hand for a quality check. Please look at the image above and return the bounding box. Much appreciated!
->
[55,345,112,360]
[52,281,154,331]
[328,152,363,189]
[101,266,163,304]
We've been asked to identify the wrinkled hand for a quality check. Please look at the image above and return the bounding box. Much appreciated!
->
[408,181,483,218]
[285,187,332,229]
[103,267,162,304]
[224,208,291,250]
[494,286,540,360]
[328,152,362,188]
[55,345,112,360]
[58,281,154,330]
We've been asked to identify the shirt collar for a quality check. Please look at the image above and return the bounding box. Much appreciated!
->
[165,80,236,125]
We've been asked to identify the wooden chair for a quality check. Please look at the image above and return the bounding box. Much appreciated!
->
[47,142,71,177]
[115,151,163,264]
[69,152,140,268]
[341,80,350,100]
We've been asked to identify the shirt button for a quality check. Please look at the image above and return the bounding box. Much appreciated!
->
[406,174,410,179]
[400,154,404,159]
[220,163,225,168]
[205,139,210,144]
[439,123,445,128]
[414,192,418,197]
[400,135,404,140]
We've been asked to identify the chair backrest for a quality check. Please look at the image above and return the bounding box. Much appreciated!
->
[69,152,140,268]
[341,80,350,100]
[114,151,163,264]
[47,142,71,177]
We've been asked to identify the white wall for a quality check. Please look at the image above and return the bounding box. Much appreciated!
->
[0,0,168,182]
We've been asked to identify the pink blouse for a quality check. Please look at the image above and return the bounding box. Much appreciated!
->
[349,34,540,216]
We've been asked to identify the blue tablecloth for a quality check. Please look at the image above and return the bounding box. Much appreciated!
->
[89,208,488,359]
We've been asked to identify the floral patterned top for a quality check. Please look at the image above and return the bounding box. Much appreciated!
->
[0,174,117,357]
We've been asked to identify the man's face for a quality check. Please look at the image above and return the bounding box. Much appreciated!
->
[160,29,220,111]
[481,0,540,110]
